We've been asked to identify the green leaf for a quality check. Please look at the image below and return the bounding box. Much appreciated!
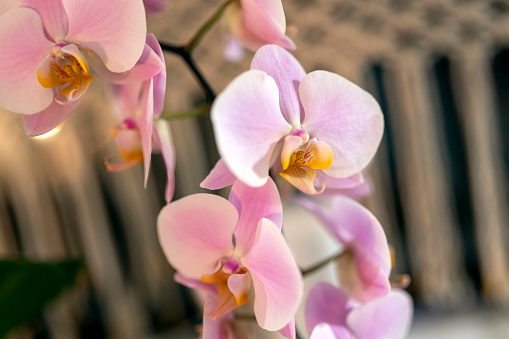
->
[0,259,84,337]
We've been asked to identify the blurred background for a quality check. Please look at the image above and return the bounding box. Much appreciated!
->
[1,0,509,338]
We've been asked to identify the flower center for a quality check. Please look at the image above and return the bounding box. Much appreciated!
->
[280,134,333,194]
[37,44,94,104]
[104,119,144,172]
[201,260,250,320]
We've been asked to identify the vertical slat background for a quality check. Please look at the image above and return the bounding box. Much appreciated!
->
[2,0,509,337]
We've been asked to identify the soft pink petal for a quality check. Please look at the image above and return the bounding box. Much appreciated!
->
[229,177,282,255]
[227,272,251,304]
[20,0,68,41]
[322,177,372,200]
[200,159,237,190]
[174,273,217,297]
[0,7,53,114]
[315,171,365,191]
[139,80,154,187]
[146,33,166,118]
[0,0,20,16]
[279,318,296,339]
[280,135,306,170]
[328,196,391,279]
[157,194,237,279]
[153,120,175,202]
[90,38,164,85]
[251,45,305,126]
[310,323,353,339]
[242,218,302,331]
[239,0,295,50]
[305,282,352,335]
[347,289,413,339]
[20,95,82,136]
[212,70,292,187]
[202,313,236,339]
[143,0,167,14]
[223,35,245,63]
[62,0,146,72]
[109,82,142,121]
[300,71,384,178]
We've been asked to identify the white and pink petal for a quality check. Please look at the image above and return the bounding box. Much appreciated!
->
[62,0,146,73]
[241,218,302,331]
[0,7,53,114]
[212,70,292,187]
[157,194,238,279]
[300,71,384,178]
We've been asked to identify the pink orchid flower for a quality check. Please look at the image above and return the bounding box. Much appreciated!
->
[0,0,146,135]
[143,0,168,15]
[209,44,384,194]
[157,178,303,332]
[223,0,295,53]
[306,282,413,339]
[104,34,175,202]
[296,195,391,302]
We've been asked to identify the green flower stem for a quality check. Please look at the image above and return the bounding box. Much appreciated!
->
[301,250,347,276]
[185,0,235,52]
[158,104,211,121]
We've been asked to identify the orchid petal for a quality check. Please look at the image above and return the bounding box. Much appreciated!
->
[300,71,384,178]
[310,323,353,339]
[20,95,82,136]
[347,289,413,339]
[0,0,20,16]
[62,0,146,72]
[305,282,352,335]
[280,165,323,195]
[200,159,237,190]
[109,82,142,121]
[300,196,391,301]
[157,194,237,279]
[281,135,306,170]
[89,38,164,85]
[223,35,245,63]
[139,79,154,187]
[251,45,305,126]
[329,196,391,279]
[315,171,365,191]
[0,7,53,114]
[227,272,251,306]
[279,318,296,339]
[202,313,236,339]
[154,120,175,203]
[174,273,217,297]
[229,177,282,255]
[143,0,167,14]
[146,33,166,118]
[322,177,372,201]
[239,0,295,50]
[212,70,292,187]
[242,219,302,331]
[20,0,68,42]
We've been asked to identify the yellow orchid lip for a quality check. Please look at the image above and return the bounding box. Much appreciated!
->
[280,137,333,194]
[201,264,250,320]
[104,119,143,173]
[37,44,94,104]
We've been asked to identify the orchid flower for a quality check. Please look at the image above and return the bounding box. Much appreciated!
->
[306,282,413,339]
[143,0,168,15]
[157,178,303,332]
[296,195,391,302]
[208,44,384,194]
[0,0,146,136]
[104,34,175,202]
[223,0,295,54]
